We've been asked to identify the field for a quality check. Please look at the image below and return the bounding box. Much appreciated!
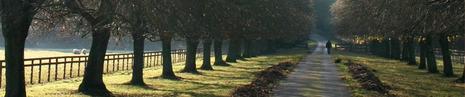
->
[334,51,465,97]
[0,48,307,97]
[0,48,134,60]
[0,49,77,60]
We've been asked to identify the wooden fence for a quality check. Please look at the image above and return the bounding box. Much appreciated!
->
[335,43,369,53]
[434,49,465,64]
[336,44,465,64]
[0,49,204,88]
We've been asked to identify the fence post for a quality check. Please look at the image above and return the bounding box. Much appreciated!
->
[155,53,159,65]
[106,56,109,73]
[127,54,130,70]
[48,59,51,82]
[78,57,81,76]
[112,55,116,72]
[30,60,34,84]
[55,58,58,81]
[148,53,152,67]
[38,59,42,83]
[145,53,148,67]
[63,58,67,79]
[122,55,125,70]
[70,58,73,78]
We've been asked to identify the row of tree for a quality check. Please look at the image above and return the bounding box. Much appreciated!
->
[331,0,464,82]
[0,0,314,96]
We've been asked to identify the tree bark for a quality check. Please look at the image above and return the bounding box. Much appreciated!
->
[181,37,200,73]
[419,39,427,69]
[78,28,113,96]
[201,39,214,70]
[383,38,391,58]
[213,38,228,66]
[226,37,240,62]
[425,35,438,73]
[130,32,146,85]
[242,39,252,58]
[249,40,258,57]
[401,41,409,61]
[128,0,146,85]
[439,33,454,76]
[236,39,245,60]
[1,2,35,96]
[264,40,277,54]
[64,0,116,96]
[391,38,401,60]
[369,40,381,56]
[160,34,177,79]
[406,37,417,65]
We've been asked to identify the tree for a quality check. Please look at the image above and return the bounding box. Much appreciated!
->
[64,0,118,96]
[201,0,228,70]
[145,0,179,79]
[118,0,150,86]
[177,0,203,73]
[0,0,43,96]
[331,0,464,81]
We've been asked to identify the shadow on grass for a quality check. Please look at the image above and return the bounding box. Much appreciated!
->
[111,80,226,97]
[203,74,252,79]
[149,76,183,81]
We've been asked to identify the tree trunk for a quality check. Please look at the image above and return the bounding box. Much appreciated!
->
[401,39,409,61]
[401,44,408,61]
[406,37,417,65]
[439,34,454,76]
[264,40,277,54]
[249,40,258,57]
[201,39,214,70]
[78,28,113,96]
[130,32,146,85]
[160,34,177,79]
[236,39,245,60]
[383,38,391,58]
[369,40,381,56]
[182,38,200,73]
[419,39,427,69]
[2,5,35,96]
[391,38,401,59]
[129,0,146,86]
[226,37,239,62]
[242,39,252,58]
[213,38,228,66]
[425,35,438,73]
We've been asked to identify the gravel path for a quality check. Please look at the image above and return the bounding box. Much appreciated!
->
[273,36,350,97]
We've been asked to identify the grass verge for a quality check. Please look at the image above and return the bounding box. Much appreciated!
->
[334,51,465,97]
[0,49,306,97]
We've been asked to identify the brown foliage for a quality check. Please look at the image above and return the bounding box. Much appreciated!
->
[232,62,297,97]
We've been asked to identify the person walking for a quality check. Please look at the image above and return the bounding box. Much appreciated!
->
[326,40,333,54]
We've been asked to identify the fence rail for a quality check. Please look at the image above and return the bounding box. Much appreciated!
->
[434,49,465,64]
[0,49,204,88]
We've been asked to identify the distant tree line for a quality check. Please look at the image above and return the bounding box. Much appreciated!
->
[0,0,314,96]
[331,0,464,82]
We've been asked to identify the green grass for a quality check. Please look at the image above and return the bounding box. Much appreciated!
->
[0,49,307,97]
[334,51,465,97]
